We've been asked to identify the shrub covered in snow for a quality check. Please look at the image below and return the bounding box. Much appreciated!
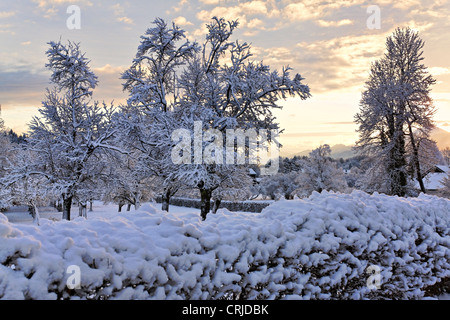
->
[0,191,449,300]
[155,196,272,213]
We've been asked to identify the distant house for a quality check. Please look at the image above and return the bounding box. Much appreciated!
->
[419,165,449,192]
[248,168,262,185]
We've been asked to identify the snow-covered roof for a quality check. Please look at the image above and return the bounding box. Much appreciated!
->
[435,165,450,173]
[418,172,448,191]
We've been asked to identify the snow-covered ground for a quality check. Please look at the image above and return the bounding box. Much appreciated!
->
[1,191,449,300]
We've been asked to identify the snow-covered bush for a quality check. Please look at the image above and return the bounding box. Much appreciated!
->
[0,191,448,300]
[155,196,272,213]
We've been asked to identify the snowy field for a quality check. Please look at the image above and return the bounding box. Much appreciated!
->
[1,191,449,300]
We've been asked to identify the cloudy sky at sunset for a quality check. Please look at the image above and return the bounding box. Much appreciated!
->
[1,0,449,156]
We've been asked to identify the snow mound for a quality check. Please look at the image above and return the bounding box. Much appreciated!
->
[0,191,449,300]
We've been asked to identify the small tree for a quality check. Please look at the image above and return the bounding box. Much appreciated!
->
[441,175,450,198]
[292,145,348,197]
[0,126,13,211]
[101,150,157,212]
[258,172,299,200]
[441,147,450,166]
[0,143,57,223]
[414,136,443,177]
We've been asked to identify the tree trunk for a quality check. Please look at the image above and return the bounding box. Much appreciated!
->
[161,188,173,212]
[134,191,141,210]
[212,198,221,214]
[28,205,35,217]
[56,198,63,212]
[118,201,124,212]
[127,203,131,211]
[408,124,426,193]
[29,200,40,226]
[198,181,212,221]
[389,133,408,197]
[62,195,73,221]
[161,198,169,212]
[79,202,87,218]
[89,200,93,212]
[32,204,40,226]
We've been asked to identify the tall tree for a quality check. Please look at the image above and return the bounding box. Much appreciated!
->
[355,27,436,196]
[122,17,311,219]
[176,17,311,219]
[121,18,199,212]
[24,40,122,220]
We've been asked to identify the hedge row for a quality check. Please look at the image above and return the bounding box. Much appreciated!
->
[155,196,272,213]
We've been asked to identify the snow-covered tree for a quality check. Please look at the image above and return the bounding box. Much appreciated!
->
[292,145,348,198]
[101,149,157,212]
[258,172,299,200]
[8,147,57,224]
[22,40,123,220]
[441,147,450,166]
[0,124,13,211]
[121,17,310,219]
[355,27,436,196]
[176,17,310,219]
[414,136,443,177]
[121,18,199,212]
[441,174,450,198]
[211,170,254,212]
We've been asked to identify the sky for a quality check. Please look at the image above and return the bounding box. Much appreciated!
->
[0,0,449,156]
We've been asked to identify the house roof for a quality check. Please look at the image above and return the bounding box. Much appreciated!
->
[421,173,448,191]
[435,165,450,173]
[417,165,449,191]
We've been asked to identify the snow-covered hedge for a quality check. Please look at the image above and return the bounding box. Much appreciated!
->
[155,196,273,213]
[0,191,449,300]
